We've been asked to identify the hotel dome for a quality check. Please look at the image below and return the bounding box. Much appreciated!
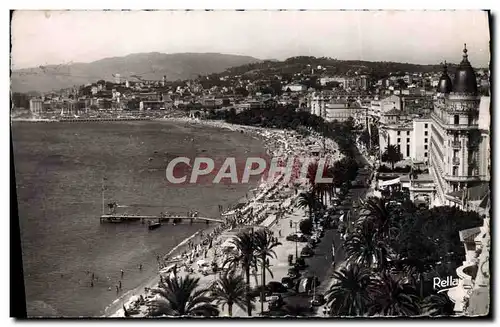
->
[437,62,453,94]
[452,44,478,95]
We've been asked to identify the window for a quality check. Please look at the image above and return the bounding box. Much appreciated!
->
[424,152,428,158]
[453,166,458,176]
[424,138,428,143]
[397,131,401,136]
[407,131,410,136]
[454,115,459,125]
[407,138,410,143]
[424,123,428,128]
[406,144,410,157]
[424,145,428,150]
[397,138,401,143]
[424,131,428,136]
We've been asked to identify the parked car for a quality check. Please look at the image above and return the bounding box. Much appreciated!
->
[267,281,288,294]
[287,267,299,279]
[286,233,308,242]
[281,277,295,289]
[310,294,326,306]
[268,295,285,310]
[307,239,317,249]
[295,257,307,270]
[300,246,314,258]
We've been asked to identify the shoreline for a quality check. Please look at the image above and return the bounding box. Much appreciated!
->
[104,117,341,317]
[103,118,267,317]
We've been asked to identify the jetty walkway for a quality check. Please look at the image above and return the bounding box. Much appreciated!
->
[99,214,224,224]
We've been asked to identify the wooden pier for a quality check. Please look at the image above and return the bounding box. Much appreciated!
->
[99,214,224,224]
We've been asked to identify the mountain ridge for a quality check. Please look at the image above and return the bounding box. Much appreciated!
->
[11,52,262,93]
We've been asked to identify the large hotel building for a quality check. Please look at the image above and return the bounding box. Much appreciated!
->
[429,44,490,207]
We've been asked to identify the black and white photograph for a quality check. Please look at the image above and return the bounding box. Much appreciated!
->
[9,9,491,318]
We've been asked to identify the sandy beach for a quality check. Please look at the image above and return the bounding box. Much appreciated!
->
[106,117,342,317]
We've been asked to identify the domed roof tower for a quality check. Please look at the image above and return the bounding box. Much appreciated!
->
[437,61,453,94]
[452,43,478,95]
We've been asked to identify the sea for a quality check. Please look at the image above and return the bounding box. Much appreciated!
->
[11,120,266,317]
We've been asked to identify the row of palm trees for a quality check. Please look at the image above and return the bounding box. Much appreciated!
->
[297,159,360,222]
[324,196,455,317]
[147,228,282,317]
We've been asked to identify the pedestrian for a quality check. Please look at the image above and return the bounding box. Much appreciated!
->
[119,280,122,289]
[116,285,119,292]
[289,220,292,228]
[121,269,124,278]
[279,229,282,237]
[139,264,142,271]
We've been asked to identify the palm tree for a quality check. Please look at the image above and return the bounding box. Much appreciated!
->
[344,221,389,271]
[361,197,392,240]
[297,191,316,221]
[254,228,282,313]
[381,144,403,170]
[369,273,420,317]
[147,275,219,317]
[224,231,257,316]
[397,258,432,298]
[325,264,375,316]
[421,294,455,316]
[210,271,251,317]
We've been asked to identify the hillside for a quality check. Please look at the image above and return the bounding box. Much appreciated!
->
[10,52,261,93]
[211,56,487,81]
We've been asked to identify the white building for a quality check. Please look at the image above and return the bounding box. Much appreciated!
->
[369,95,402,118]
[379,122,413,160]
[29,98,43,115]
[411,118,431,163]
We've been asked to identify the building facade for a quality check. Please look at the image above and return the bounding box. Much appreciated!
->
[29,98,43,115]
[411,118,431,163]
[379,122,413,160]
[369,95,402,118]
[429,45,490,207]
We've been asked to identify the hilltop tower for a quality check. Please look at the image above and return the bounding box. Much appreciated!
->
[429,44,487,206]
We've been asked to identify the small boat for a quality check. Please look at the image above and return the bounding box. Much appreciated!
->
[148,221,161,230]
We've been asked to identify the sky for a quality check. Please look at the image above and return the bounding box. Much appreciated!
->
[11,10,491,69]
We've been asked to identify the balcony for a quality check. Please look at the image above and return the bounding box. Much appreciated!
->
[451,140,462,149]
[452,157,460,165]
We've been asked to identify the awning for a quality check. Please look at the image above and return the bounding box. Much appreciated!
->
[378,177,401,187]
